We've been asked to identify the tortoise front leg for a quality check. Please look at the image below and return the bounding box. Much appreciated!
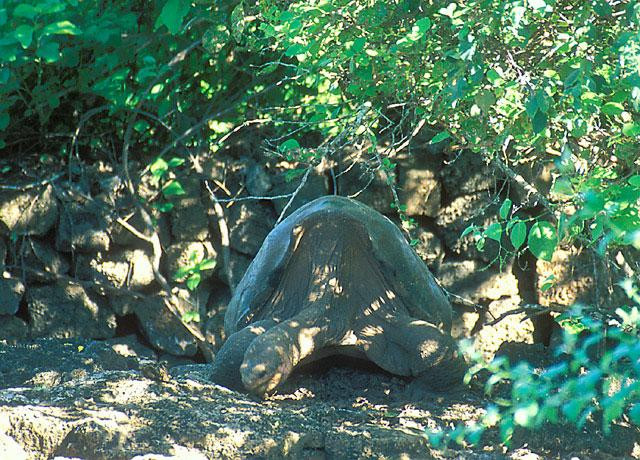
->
[357,314,467,390]
[210,319,276,392]
[240,306,336,396]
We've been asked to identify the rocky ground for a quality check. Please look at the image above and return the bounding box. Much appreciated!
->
[1,337,639,460]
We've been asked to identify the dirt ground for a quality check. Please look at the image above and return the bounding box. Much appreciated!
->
[1,334,639,460]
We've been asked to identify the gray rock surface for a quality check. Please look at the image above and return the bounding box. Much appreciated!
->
[134,295,199,357]
[0,338,634,460]
[78,249,155,290]
[227,202,275,256]
[19,239,70,283]
[0,277,24,315]
[270,169,328,217]
[397,152,442,217]
[26,282,116,339]
[56,202,110,253]
[0,185,58,236]
[0,316,28,342]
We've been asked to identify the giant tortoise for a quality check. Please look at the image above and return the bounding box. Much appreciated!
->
[210,195,466,396]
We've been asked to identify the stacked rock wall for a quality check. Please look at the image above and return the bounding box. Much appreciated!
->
[0,145,597,360]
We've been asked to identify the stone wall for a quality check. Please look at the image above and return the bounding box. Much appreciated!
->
[0,145,589,360]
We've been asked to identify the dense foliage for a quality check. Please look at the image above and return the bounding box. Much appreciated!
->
[1,0,639,448]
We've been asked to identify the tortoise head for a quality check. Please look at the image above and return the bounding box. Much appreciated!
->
[240,338,294,396]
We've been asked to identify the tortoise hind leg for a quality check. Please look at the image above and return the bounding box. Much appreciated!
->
[210,319,277,392]
[357,314,467,390]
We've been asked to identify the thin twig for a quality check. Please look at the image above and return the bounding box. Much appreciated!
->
[0,172,65,191]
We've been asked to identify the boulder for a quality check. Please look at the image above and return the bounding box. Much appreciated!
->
[412,228,443,267]
[270,169,328,218]
[78,249,155,290]
[338,161,393,214]
[26,282,116,339]
[435,192,500,261]
[0,237,6,270]
[169,176,209,242]
[227,202,275,256]
[0,277,25,315]
[0,316,28,342]
[245,163,272,196]
[134,295,199,357]
[397,152,442,217]
[0,185,58,236]
[19,239,70,283]
[440,150,495,198]
[437,260,519,303]
[56,201,110,253]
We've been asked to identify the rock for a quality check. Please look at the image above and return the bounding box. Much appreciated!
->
[20,239,70,282]
[225,250,251,290]
[110,209,171,248]
[134,295,199,357]
[0,316,28,342]
[0,185,58,236]
[56,419,129,460]
[537,247,626,308]
[0,432,28,460]
[227,202,275,256]
[413,228,443,267]
[473,297,534,360]
[56,201,110,253]
[0,277,25,315]
[0,237,6,270]
[164,241,217,283]
[397,152,442,217]
[26,282,116,339]
[0,337,632,460]
[435,192,500,261]
[169,177,209,242]
[338,160,393,214]
[270,169,328,218]
[204,284,232,351]
[437,260,519,303]
[78,249,155,290]
[245,163,272,196]
[441,150,495,197]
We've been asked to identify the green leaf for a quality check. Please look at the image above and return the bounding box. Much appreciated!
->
[499,199,512,219]
[173,265,193,280]
[429,131,450,144]
[532,110,547,134]
[162,180,186,197]
[42,21,81,36]
[630,404,640,426]
[153,201,174,212]
[198,258,217,271]
[0,9,7,26]
[461,224,476,238]
[14,25,33,48]
[13,4,38,19]
[279,138,300,152]
[155,0,190,34]
[485,222,502,241]
[622,122,640,137]
[0,112,9,131]
[510,221,526,249]
[186,272,201,290]
[181,310,200,323]
[149,157,169,178]
[167,157,185,168]
[629,175,640,187]
[36,41,60,62]
[601,102,624,116]
[528,221,557,261]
